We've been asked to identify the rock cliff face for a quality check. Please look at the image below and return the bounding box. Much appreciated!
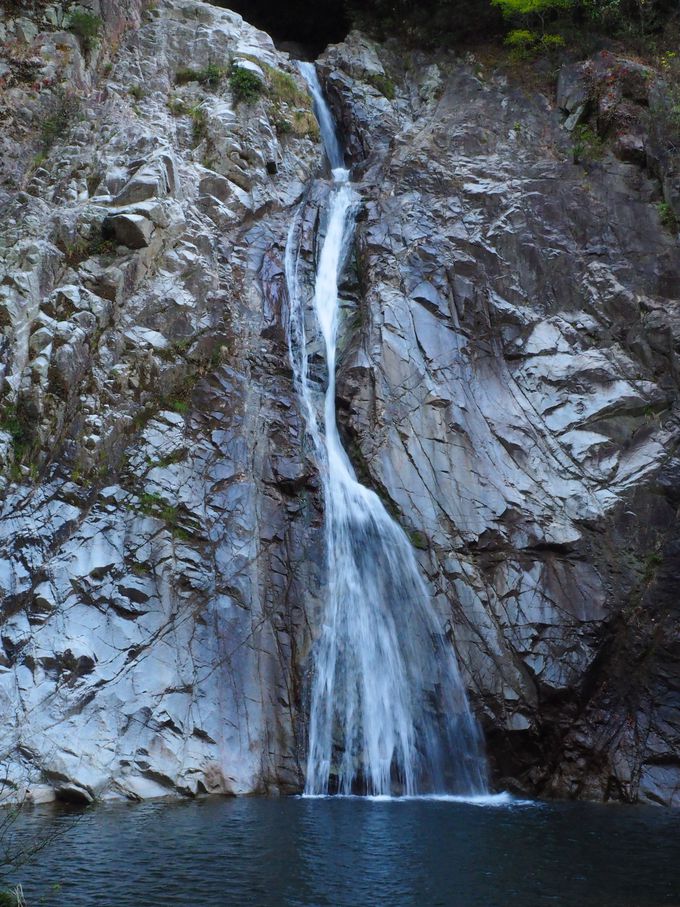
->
[0,0,324,801]
[1,2,679,806]
[320,33,680,806]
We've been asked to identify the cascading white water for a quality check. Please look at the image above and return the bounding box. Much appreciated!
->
[286,63,489,797]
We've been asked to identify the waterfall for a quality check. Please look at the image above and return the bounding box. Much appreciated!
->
[285,63,489,798]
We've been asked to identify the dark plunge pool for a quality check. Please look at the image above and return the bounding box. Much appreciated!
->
[8,794,680,906]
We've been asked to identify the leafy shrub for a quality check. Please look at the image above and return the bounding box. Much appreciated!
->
[61,232,116,267]
[167,96,187,116]
[40,90,82,151]
[366,71,396,99]
[229,65,264,104]
[505,27,538,51]
[541,32,565,47]
[189,104,208,143]
[273,115,293,135]
[68,10,102,54]
[658,201,678,231]
[492,0,573,26]
[572,123,605,161]
[504,26,564,58]
[175,62,224,88]
[0,403,33,481]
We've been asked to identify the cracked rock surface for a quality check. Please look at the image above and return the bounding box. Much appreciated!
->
[0,0,323,800]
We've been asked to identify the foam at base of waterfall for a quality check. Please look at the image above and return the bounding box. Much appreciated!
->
[298,792,536,808]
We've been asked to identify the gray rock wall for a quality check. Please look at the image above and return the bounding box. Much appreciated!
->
[0,0,324,802]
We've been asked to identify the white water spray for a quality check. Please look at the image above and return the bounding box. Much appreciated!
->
[286,63,489,797]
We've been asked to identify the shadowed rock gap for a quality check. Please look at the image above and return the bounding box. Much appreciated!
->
[207,0,351,57]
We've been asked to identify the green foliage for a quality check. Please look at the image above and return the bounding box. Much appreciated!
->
[272,114,293,135]
[650,52,680,148]
[128,84,145,100]
[188,104,208,143]
[581,0,623,24]
[541,32,565,47]
[137,492,189,538]
[366,71,396,99]
[492,0,572,14]
[169,399,189,414]
[175,62,224,87]
[264,64,319,140]
[68,10,102,54]
[505,26,564,57]
[229,65,264,104]
[505,26,539,57]
[0,405,26,452]
[138,491,165,512]
[291,109,320,139]
[167,96,187,116]
[347,0,504,46]
[0,403,32,481]
[505,27,537,46]
[572,123,605,162]
[40,90,82,152]
[348,0,680,47]
[61,232,116,267]
[643,550,663,582]
[409,529,429,550]
[493,0,573,41]
[267,67,307,105]
[658,201,678,231]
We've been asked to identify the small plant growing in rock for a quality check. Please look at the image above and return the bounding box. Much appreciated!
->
[188,104,208,143]
[0,884,26,906]
[61,232,116,267]
[40,89,82,152]
[366,71,396,99]
[273,115,293,136]
[167,96,187,116]
[267,67,307,105]
[292,109,320,140]
[572,123,605,162]
[68,10,103,55]
[175,63,224,88]
[129,84,145,100]
[0,404,30,469]
[229,65,264,104]
[658,201,678,232]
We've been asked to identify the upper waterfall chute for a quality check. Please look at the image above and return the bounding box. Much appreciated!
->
[297,61,346,171]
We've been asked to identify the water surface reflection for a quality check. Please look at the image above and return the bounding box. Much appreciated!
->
[11,796,680,906]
